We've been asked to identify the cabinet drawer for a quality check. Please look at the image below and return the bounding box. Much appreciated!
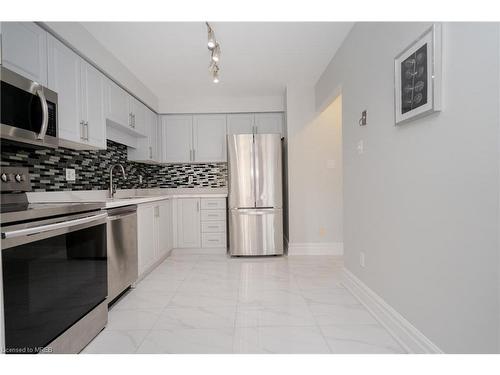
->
[201,210,226,221]
[201,221,226,233]
[202,233,227,248]
[201,198,226,210]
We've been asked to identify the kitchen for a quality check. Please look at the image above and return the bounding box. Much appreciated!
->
[1,12,500,365]
[0,21,300,354]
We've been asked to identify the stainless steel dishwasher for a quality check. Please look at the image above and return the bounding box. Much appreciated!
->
[107,205,138,303]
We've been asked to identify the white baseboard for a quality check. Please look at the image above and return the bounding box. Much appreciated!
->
[287,242,343,255]
[342,268,443,354]
[171,248,227,255]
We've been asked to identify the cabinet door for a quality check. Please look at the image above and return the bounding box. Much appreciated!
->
[81,62,106,149]
[254,113,283,136]
[157,200,172,256]
[137,204,156,275]
[105,79,130,127]
[2,22,48,85]
[193,114,227,162]
[176,198,201,248]
[150,112,159,161]
[161,115,193,163]
[47,35,82,144]
[129,97,146,136]
[227,113,254,135]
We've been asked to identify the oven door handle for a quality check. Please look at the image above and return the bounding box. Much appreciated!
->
[1,213,107,239]
[35,86,49,140]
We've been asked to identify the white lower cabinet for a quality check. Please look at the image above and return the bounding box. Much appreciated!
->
[174,197,227,251]
[137,199,173,278]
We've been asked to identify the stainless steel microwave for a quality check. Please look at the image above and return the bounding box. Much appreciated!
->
[1,66,58,148]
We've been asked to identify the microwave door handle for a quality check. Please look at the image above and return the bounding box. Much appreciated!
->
[35,86,49,140]
[1,213,107,239]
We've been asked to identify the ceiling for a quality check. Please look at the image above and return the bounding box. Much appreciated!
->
[81,22,353,101]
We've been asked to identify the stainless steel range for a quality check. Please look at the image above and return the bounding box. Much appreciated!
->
[0,167,108,354]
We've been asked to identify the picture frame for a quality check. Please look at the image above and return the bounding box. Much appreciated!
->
[394,24,442,124]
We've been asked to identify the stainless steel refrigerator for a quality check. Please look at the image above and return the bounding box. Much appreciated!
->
[228,133,284,256]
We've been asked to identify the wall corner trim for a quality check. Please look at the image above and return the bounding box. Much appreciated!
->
[341,268,443,354]
[287,242,343,256]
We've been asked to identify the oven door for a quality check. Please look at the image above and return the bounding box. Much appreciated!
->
[1,212,107,354]
[0,67,58,148]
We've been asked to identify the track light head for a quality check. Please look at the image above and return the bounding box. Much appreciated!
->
[211,43,220,62]
[206,23,216,50]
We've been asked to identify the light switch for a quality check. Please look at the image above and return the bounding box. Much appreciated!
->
[357,140,364,154]
[65,168,76,182]
[327,159,336,169]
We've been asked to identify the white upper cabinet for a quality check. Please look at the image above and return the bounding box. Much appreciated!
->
[128,97,146,136]
[227,114,254,135]
[161,115,193,163]
[254,113,283,135]
[47,35,81,144]
[227,113,284,137]
[104,78,146,136]
[128,108,158,163]
[2,22,48,85]
[193,114,227,162]
[48,35,105,149]
[80,61,106,149]
[104,79,130,128]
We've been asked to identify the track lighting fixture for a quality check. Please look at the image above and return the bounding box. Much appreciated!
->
[206,22,221,83]
[206,22,216,50]
[211,43,220,62]
[209,62,220,83]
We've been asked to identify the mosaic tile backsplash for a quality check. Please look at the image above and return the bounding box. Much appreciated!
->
[0,140,227,191]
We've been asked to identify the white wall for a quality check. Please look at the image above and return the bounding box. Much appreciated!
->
[42,22,158,111]
[315,22,500,353]
[159,94,284,114]
[286,84,343,254]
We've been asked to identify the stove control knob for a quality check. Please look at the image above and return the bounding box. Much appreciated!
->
[1,173,8,182]
[15,174,23,183]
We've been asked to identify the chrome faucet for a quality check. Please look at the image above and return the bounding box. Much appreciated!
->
[109,164,127,198]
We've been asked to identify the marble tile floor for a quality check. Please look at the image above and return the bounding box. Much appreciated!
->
[82,254,405,354]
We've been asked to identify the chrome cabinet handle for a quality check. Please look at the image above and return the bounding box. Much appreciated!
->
[85,121,89,140]
[196,201,200,212]
[129,113,132,127]
[149,146,153,159]
[80,121,85,140]
[2,213,107,239]
[35,86,49,140]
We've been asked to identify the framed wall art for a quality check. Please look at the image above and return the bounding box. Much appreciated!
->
[394,24,442,124]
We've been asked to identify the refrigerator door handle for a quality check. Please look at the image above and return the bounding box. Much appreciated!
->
[233,208,273,214]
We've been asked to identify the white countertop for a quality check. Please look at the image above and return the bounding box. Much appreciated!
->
[27,188,228,209]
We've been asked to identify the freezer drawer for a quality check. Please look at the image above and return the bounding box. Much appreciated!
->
[229,208,283,256]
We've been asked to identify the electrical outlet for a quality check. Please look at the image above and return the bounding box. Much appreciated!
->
[319,227,326,237]
[326,159,336,169]
[360,252,366,268]
[65,168,76,182]
[139,175,143,184]
[357,140,364,154]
